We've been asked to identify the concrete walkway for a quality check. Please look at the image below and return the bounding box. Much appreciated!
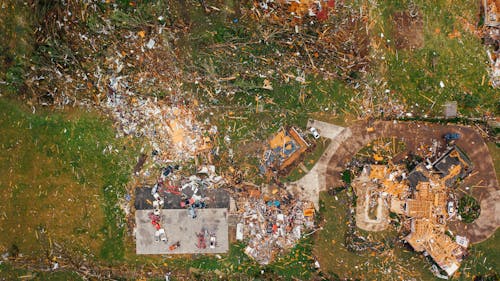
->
[307,119,345,139]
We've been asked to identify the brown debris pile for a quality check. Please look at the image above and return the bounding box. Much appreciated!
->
[483,0,500,88]
[218,1,372,81]
[237,188,315,264]
[104,94,214,161]
[26,2,187,106]
[254,0,337,21]
[23,2,212,161]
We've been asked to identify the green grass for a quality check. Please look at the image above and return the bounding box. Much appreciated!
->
[0,98,137,262]
[0,263,83,281]
[375,0,498,116]
[138,240,317,280]
[462,229,500,280]
[0,1,34,94]
[267,237,316,280]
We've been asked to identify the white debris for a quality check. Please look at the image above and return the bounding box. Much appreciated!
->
[146,38,156,49]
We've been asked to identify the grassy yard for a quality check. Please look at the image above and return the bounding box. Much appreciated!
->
[177,239,316,280]
[0,263,82,281]
[119,240,316,280]
[0,1,34,95]
[373,0,499,117]
[464,229,500,280]
[0,98,137,263]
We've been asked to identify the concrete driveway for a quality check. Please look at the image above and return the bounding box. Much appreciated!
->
[285,120,348,209]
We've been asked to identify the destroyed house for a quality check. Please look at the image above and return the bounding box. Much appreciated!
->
[432,146,472,187]
[262,127,309,173]
[407,146,472,189]
[134,167,231,255]
[405,199,432,218]
[427,234,464,276]
[363,150,470,277]
[368,164,410,199]
[402,156,468,276]
[407,164,429,190]
[405,219,433,252]
[405,219,463,276]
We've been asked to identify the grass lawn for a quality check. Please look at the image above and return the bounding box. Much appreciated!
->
[0,1,34,95]
[0,263,82,281]
[0,98,137,263]
[121,240,316,280]
[373,0,498,117]
[463,229,500,280]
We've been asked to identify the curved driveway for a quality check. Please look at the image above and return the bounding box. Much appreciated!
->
[316,120,499,243]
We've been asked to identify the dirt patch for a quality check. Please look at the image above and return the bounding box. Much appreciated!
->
[392,11,424,50]
[352,179,390,232]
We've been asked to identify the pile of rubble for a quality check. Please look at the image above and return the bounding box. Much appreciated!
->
[238,189,315,264]
[22,1,212,162]
[349,143,473,277]
[483,0,500,88]
[260,127,309,175]
[130,162,230,238]
[255,0,336,21]
[104,92,215,162]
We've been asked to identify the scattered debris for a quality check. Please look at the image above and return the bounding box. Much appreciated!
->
[254,0,337,22]
[104,95,215,162]
[350,143,473,277]
[169,241,181,251]
[260,127,310,175]
[483,0,500,87]
[238,187,314,264]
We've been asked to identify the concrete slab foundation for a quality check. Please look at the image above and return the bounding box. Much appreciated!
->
[135,208,229,254]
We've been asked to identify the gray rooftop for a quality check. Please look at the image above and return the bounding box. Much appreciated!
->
[134,187,230,210]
